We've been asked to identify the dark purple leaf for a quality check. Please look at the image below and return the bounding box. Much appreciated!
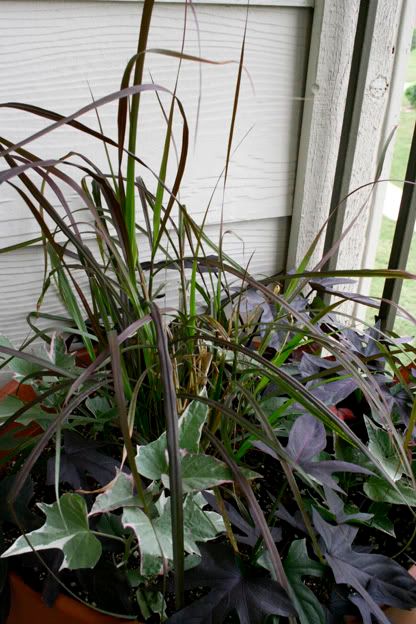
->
[362,325,383,359]
[341,328,366,354]
[305,378,358,408]
[289,295,309,314]
[286,414,326,462]
[304,459,372,493]
[324,488,373,524]
[166,543,295,624]
[299,352,340,378]
[254,416,371,493]
[203,491,281,546]
[276,504,306,533]
[287,415,371,492]
[310,277,356,288]
[0,475,37,529]
[349,594,373,624]
[47,430,122,489]
[314,510,416,622]
[340,324,383,360]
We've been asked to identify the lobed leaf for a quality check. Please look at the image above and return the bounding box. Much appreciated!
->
[284,539,326,624]
[1,493,101,570]
[166,543,296,624]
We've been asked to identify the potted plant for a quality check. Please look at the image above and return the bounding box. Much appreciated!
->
[2,1,416,622]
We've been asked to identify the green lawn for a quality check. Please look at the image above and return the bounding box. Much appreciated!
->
[407,45,416,82]
[390,47,416,188]
[368,216,416,337]
[367,44,416,337]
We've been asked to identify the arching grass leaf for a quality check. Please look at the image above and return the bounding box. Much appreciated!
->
[203,490,282,546]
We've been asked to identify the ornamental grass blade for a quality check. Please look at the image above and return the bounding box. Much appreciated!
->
[107,330,147,508]
[151,303,184,609]
[203,428,290,594]
[124,0,155,266]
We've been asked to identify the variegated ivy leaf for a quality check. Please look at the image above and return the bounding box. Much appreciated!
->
[0,335,41,379]
[89,471,142,516]
[364,416,403,482]
[122,492,224,575]
[161,454,245,493]
[136,390,258,492]
[0,335,76,382]
[136,389,209,481]
[0,395,52,428]
[44,335,76,370]
[183,492,225,552]
[1,493,101,570]
[136,588,166,621]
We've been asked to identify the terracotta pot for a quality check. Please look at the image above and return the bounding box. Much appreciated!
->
[1,382,140,623]
[6,573,134,624]
[385,566,416,624]
[0,381,41,465]
[75,347,94,368]
[344,566,416,624]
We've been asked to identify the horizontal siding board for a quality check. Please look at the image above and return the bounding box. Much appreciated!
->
[0,1,311,243]
[0,217,289,344]
[8,0,314,6]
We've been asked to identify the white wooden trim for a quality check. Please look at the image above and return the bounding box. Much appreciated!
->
[325,0,403,280]
[286,0,360,270]
[357,0,416,314]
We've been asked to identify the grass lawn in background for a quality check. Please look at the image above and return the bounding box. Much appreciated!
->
[366,42,416,338]
[368,216,416,338]
[390,47,416,188]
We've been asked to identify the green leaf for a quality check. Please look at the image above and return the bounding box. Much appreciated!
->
[136,433,168,481]
[0,336,40,378]
[178,391,209,452]
[364,476,416,505]
[161,454,234,492]
[90,471,142,515]
[136,390,209,481]
[122,492,224,574]
[122,506,166,563]
[365,417,403,481]
[0,395,51,428]
[136,587,166,621]
[86,396,117,423]
[1,493,101,570]
[366,502,395,537]
[45,336,76,370]
[182,492,225,551]
[283,540,326,624]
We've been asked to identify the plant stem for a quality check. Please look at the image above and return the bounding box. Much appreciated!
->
[92,531,126,545]
[282,464,325,565]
